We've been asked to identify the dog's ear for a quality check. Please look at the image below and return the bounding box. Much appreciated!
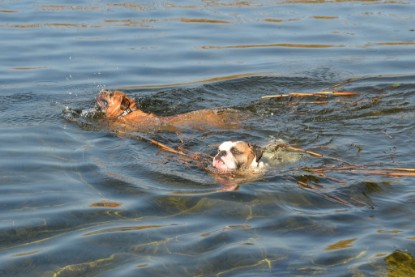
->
[248,143,263,163]
[120,96,130,110]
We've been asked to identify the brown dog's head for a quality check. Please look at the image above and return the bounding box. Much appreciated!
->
[212,141,264,173]
[96,89,137,119]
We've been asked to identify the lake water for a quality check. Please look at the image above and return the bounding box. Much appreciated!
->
[1,1,415,276]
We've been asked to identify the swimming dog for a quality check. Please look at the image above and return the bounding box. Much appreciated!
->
[96,89,239,132]
[212,140,301,174]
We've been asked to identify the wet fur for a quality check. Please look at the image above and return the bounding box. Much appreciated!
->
[96,89,240,132]
[213,140,302,173]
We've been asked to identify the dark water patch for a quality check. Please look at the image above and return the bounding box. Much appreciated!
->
[0,92,35,114]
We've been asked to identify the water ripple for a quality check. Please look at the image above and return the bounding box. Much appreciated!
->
[1,0,415,275]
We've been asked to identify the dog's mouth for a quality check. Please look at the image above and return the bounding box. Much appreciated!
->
[97,97,108,109]
[212,158,234,173]
[96,90,110,112]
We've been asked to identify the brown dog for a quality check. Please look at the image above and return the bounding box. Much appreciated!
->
[96,89,239,132]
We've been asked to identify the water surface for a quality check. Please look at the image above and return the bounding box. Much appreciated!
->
[1,1,415,276]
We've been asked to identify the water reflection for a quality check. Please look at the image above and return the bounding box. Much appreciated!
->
[200,43,343,49]
[1,0,415,275]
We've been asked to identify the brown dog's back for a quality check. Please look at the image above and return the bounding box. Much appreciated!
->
[167,108,240,130]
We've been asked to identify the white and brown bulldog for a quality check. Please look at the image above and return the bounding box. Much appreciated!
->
[212,141,264,173]
[212,140,302,174]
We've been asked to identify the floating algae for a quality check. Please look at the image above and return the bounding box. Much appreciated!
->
[385,250,415,277]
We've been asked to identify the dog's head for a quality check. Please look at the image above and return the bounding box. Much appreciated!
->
[96,89,137,119]
[212,141,263,173]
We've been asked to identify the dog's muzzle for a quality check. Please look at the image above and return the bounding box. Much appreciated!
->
[215,150,227,160]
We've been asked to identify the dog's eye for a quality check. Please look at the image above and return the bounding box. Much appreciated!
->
[217,150,227,157]
[230,147,242,155]
[109,92,114,97]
